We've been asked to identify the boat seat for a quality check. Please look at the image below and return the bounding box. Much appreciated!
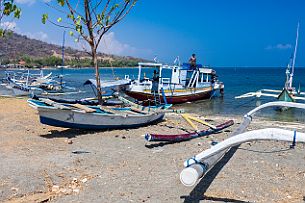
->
[71,103,96,113]
[39,98,71,110]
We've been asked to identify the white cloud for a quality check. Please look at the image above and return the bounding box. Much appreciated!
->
[24,31,49,41]
[265,43,292,50]
[72,31,139,56]
[15,0,36,5]
[5,22,49,41]
[0,21,17,30]
[97,32,137,56]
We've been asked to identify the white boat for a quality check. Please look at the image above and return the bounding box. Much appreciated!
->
[6,77,42,96]
[27,98,165,129]
[124,62,224,104]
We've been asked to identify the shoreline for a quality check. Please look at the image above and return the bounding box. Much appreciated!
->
[0,66,139,71]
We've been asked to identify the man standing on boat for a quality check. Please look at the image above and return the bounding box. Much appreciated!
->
[151,70,159,94]
[189,54,197,69]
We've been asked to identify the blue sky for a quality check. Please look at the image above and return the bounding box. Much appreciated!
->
[7,0,305,67]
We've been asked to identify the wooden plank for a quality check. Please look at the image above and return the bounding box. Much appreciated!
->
[71,103,96,113]
[39,98,70,110]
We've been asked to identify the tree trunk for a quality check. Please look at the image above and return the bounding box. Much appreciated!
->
[92,48,103,105]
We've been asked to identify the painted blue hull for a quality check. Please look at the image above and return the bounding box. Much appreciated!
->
[40,115,164,130]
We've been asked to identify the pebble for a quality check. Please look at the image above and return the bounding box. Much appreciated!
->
[73,188,80,194]
[81,178,88,183]
[52,185,60,193]
[11,187,19,192]
[65,139,73,144]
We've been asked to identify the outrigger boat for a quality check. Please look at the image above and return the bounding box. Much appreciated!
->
[28,96,165,130]
[180,101,305,187]
[124,62,224,105]
[2,69,80,96]
[235,23,305,106]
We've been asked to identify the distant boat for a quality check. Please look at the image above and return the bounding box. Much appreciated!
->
[124,62,224,105]
[235,23,305,107]
[1,69,79,96]
[6,71,43,96]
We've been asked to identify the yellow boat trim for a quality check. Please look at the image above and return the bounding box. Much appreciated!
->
[182,114,217,130]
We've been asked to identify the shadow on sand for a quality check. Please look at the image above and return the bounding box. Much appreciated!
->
[180,146,251,203]
[39,121,163,139]
[39,129,102,139]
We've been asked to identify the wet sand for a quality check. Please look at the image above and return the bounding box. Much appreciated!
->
[0,97,305,203]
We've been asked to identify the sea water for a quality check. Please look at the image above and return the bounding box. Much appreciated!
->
[1,67,305,121]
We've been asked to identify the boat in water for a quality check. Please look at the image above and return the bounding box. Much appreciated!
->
[1,69,80,97]
[124,62,224,104]
[235,23,305,108]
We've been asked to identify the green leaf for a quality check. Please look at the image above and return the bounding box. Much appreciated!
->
[14,8,21,19]
[69,31,74,36]
[57,0,65,6]
[67,14,74,20]
[57,17,62,23]
[42,14,48,24]
[0,29,4,37]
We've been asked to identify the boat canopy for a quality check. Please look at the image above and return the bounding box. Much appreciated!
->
[84,79,130,88]
[138,62,163,67]
[199,68,214,74]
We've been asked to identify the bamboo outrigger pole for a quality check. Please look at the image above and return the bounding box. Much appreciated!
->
[180,101,305,187]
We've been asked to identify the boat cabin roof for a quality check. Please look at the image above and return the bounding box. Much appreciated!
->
[137,62,215,74]
[138,62,163,67]
[199,68,214,74]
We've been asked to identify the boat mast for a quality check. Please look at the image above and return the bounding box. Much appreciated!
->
[61,31,66,67]
[289,22,300,89]
[60,31,66,87]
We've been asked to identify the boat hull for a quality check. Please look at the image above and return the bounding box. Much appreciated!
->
[33,106,165,130]
[125,89,213,104]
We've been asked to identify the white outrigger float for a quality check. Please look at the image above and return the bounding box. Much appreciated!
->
[235,23,305,105]
[180,101,305,187]
[124,62,224,104]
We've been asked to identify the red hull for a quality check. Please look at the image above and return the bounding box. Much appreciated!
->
[125,90,212,104]
[145,120,234,142]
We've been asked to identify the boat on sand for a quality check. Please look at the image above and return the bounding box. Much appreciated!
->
[28,97,165,130]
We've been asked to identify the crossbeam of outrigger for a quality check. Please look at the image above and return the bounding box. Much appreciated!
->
[180,101,305,187]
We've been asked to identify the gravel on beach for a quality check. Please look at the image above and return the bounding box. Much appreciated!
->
[1,97,305,203]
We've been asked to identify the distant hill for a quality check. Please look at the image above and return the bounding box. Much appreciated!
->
[0,32,146,67]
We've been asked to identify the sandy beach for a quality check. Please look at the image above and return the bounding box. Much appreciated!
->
[1,97,305,203]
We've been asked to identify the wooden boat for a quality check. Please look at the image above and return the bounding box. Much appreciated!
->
[2,69,80,96]
[145,120,234,142]
[28,98,165,129]
[6,77,43,96]
[124,62,224,104]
